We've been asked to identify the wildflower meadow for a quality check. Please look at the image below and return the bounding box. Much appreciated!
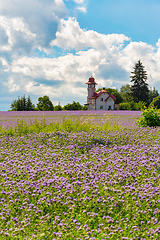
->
[0,111,159,239]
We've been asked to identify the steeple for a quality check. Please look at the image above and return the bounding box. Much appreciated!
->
[86,76,98,103]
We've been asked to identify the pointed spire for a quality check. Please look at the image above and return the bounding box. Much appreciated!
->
[86,76,98,85]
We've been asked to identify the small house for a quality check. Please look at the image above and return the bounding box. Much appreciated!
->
[85,76,116,110]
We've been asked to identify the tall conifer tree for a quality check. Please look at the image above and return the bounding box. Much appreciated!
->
[10,95,35,111]
[130,60,149,103]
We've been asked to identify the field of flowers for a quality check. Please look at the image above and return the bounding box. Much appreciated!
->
[0,111,159,239]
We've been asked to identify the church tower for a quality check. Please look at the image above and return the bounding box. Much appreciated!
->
[85,76,97,104]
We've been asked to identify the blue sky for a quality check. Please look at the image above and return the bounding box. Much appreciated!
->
[0,0,160,110]
[76,0,160,45]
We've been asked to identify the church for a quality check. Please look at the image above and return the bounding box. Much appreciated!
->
[85,76,116,110]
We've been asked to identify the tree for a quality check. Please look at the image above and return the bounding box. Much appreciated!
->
[54,104,63,111]
[120,84,133,102]
[36,95,54,111]
[63,101,87,110]
[11,100,18,111]
[26,96,35,111]
[130,60,149,103]
[10,95,35,111]
[22,95,27,111]
[63,101,82,110]
[148,88,159,105]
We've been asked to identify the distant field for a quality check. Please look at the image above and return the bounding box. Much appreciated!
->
[0,111,159,239]
[0,110,142,129]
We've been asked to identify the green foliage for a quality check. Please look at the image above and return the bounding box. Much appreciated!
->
[135,101,146,110]
[37,95,54,111]
[0,118,121,136]
[26,95,34,110]
[106,88,123,104]
[120,84,133,102]
[119,102,131,110]
[130,60,149,103]
[54,104,63,111]
[137,108,160,127]
[10,95,35,111]
[82,105,88,110]
[149,95,160,109]
[148,88,159,105]
[119,101,146,110]
[63,101,87,110]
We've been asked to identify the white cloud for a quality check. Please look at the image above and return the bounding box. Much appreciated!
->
[117,41,159,87]
[119,41,154,68]
[0,0,68,57]
[52,17,129,52]
[73,0,84,3]
[77,7,87,13]
[3,77,20,92]
[25,81,62,98]
[0,16,36,54]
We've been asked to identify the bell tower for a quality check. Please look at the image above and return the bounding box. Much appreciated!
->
[85,76,97,104]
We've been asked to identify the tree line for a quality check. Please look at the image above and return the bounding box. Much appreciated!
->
[10,95,88,111]
[10,60,160,111]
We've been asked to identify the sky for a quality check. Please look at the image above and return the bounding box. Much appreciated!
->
[1,0,160,110]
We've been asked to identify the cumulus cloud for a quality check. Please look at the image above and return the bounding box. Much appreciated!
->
[118,41,155,71]
[117,41,160,88]
[0,0,68,57]
[5,48,99,107]
[52,17,130,51]
[0,16,36,56]
[3,77,20,92]
[77,7,87,13]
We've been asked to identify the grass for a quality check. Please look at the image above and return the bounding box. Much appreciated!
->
[0,117,121,136]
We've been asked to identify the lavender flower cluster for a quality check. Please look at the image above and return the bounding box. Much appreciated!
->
[0,119,159,239]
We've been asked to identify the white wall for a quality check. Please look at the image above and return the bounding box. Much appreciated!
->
[88,93,115,110]
[96,93,109,110]
[88,98,96,110]
[105,97,115,110]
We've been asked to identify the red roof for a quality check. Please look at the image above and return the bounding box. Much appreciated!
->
[94,90,109,99]
[105,94,116,101]
[86,76,98,85]
[89,90,116,101]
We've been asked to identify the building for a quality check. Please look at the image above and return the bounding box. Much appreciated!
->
[85,76,116,110]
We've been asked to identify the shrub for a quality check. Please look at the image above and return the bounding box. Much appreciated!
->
[119,102,131,110]
[137,108,160,127]
[149,95,160,109]
[119,101,146,110]
[135,101,146,110]
[54,105,63,111]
